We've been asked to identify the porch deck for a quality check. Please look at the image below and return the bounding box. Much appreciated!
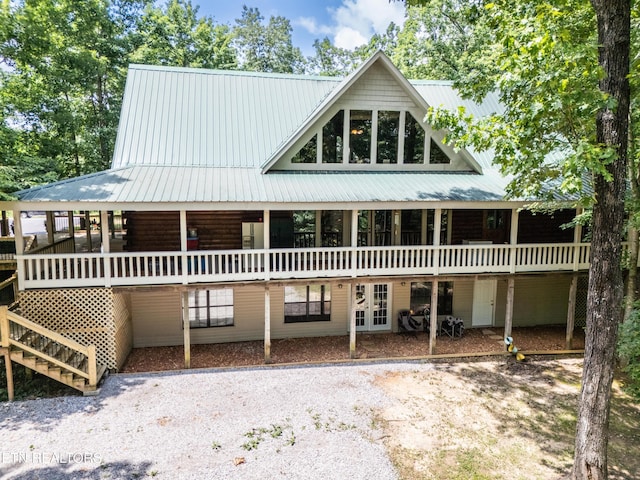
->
[121,325,585,373]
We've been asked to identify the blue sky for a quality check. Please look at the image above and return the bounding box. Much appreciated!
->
[193,0,406,56]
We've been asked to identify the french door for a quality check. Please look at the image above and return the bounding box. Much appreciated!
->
[354,283,391,331]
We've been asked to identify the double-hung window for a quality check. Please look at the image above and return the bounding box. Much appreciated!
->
[188,289,234,328]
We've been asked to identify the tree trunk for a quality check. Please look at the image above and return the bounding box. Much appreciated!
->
[624,114,639,322]
[571,1,630,479]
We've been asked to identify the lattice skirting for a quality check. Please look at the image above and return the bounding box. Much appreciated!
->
[18,287,133,370]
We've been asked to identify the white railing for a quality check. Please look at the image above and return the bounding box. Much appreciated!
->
[16,243,592,290]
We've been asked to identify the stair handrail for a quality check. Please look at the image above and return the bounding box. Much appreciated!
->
[0,306,97,386]
[0,274,18,310]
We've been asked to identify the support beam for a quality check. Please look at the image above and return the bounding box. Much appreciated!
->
[12,210,23,255]
[429,280,438,355]
[84,211,93,252]
[179,210,187,251]
[46,211,55,244]
[504,277,515,342]
[181,291,191,369]
[509,209,520,274]
[264,286,271,363]
[433,209,442,246]
[350,284,357,358]
[100,211,110,253]
[566,275,578,349]
[67,211,76,252]
[1,306,14,401]
[315,210,322,247]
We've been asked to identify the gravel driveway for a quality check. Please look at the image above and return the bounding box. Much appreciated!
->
[0,361,426,479]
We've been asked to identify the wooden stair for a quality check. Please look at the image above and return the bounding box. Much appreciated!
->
[1,306,106,396]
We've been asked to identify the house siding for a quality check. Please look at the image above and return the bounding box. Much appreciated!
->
[339,63,416,110]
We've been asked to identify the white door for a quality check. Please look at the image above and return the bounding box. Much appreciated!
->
[472,279,496,327]
[354,283,391,331]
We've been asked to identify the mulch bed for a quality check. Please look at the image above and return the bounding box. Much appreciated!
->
[121,325,585,373]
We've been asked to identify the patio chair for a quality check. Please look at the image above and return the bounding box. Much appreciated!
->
[397,309,422,336]
[440,316,464,338]
[422,307,439,337]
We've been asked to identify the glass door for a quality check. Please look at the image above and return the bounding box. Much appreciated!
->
[354,283,390,331]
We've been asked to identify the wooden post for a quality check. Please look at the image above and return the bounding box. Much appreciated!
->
[182,291,191,369]
[350,284,357,358]
[264,286,271,363]
[504,277,515,343]
[509,209,520,274]
[46,211,55,245]
[87,344,97,387]
[67,211,76,253]
[566,275,578,349]
[1,306,14,401]
[1,210,7,237]
[84,211,93,252]
[429,280,438,355]
[100,211,111,288]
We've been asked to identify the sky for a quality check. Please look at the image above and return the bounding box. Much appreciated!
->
[193,0,407,56]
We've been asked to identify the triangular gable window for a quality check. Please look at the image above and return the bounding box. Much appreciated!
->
[322,111,344,163]
[429,139,450,164]
[292,134,317,163]
[287,109,455,168]
[404,112,425,164]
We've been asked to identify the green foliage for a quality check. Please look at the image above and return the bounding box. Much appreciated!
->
[618,308,640,399]
[232,6,305,74]
[425,0,608,202]
[131,0,236,69]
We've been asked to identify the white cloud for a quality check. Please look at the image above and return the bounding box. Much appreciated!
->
[297,0,406,51]
[296,16,333,36]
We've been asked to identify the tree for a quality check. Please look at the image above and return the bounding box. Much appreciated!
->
[307,37,357,76]
[0,0,148,184]
[419,0,631,476]
[232,6,305,74]
[131,0,236,69]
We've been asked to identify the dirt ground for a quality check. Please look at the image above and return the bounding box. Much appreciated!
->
[375,356,640,480]
[121,325,585,372]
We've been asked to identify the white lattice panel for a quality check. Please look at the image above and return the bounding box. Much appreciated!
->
[18,287,132,369]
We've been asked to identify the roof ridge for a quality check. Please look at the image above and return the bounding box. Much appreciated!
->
[127,64,341,82]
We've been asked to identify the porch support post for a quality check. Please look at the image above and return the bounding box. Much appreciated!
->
[343,210,351,247]
[1,211,7,237]
[393,210,401,246]
[350,283,357,358]
[100,211,111,287]
[84,211,93,252]
[573,207,583,271]
[264,285,271,363]
[421,209,428,245]
[429,280,439,355]
[504,277,515,343]
[67,211,76,252]
[509,209,519,274]
[100,211,110,252]
[433,209,442,246]
[180,210,188,285]
[1,306,14,401]
[12,210,23,255]
[351,209,358,277]
[181,291,191,369]
[179,210,187,251]
[566,275,578,349]
[315,210,322,247]
[46,211,55,244]
[263,210,270,281]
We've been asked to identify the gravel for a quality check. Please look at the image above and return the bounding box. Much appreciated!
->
[0,361,430,480]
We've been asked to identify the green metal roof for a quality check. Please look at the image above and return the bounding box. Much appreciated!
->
[15,52,519,207]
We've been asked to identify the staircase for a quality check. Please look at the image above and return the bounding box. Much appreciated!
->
[0,306,106,396]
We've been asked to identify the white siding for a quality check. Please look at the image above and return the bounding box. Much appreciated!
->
[452,279,474,327]
[339,63,416,110]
